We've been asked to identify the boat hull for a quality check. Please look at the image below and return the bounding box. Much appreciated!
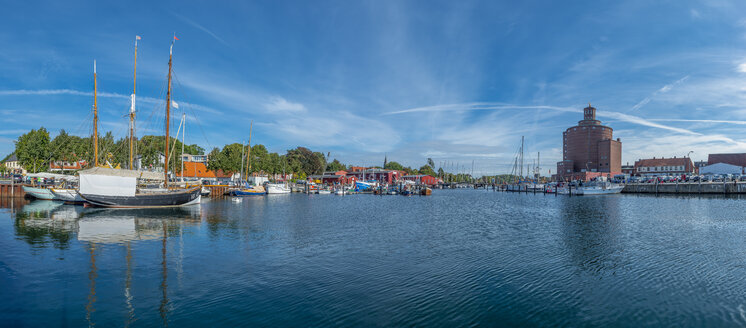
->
[267,184,291,194]
[230,189,266,196]
[22,186,56,200]
[579,185,624,195]
[80,187,201,208]
[50,189,85,203]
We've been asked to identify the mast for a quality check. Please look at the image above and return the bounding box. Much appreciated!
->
[93,60,99,167]
[165,37,175,186]
[246,121,253,182]
[181,112,185,182]
[240,140,245,183]
[130,36,139,170]
[519,136,524,179]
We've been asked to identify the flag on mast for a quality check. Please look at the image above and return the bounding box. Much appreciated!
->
[171,100,179,109]
[174,35,179,40]
[136,35,141,40]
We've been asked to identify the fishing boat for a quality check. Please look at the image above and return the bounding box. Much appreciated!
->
[50,188,85,203]
[267,183,291,194]
[420,187,432,196]
[200,186,211,197]
[354,180,372,191]
[22,186,56,200]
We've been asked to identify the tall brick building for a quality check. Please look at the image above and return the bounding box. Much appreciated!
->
[556,104,622,181]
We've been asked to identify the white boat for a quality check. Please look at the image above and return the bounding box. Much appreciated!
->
[22,186,56,200]
[50,188,85,203]
[267,183,291,194]
[576,177,623,195]
[578,183,624,195]
[317,189,332,195]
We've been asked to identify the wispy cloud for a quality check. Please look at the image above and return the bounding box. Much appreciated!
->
[0,89,222,114]
[265,97,306,112]
[629,75,690,112]
[170,12,229,47]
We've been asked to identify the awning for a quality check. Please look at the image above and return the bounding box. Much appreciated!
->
[77,167,164,180]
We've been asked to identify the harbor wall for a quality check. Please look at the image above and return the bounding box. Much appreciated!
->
[0,183,25,198]
[623,182,746,194]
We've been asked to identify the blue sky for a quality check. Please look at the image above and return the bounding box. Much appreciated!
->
[3,0,746,176]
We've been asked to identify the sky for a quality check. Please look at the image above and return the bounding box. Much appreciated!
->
[3,0,746,176]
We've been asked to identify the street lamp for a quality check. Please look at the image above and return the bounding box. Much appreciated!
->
[686,151,693,158]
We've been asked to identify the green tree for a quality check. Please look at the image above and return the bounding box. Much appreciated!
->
[384,161,405,171]
[15,127,51,173]
[326,159,346,172]
[418,165,436,176]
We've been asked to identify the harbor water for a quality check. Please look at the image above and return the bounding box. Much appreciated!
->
[3,190,746,326]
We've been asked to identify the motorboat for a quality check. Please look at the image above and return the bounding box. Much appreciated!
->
[267,183,291,194]
[230,185,267,196]
[575,177,623,195]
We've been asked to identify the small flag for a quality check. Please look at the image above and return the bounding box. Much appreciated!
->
[174,35,179,40]
[171,100,179,109]
[136,35,141,40]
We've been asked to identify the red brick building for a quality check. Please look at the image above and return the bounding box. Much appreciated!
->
[707,153,746,167]
[402,175,441,186]
[556,104,622,181]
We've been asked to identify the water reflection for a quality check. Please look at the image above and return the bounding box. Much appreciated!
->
[559,196,623,275]
[10,200,202,327]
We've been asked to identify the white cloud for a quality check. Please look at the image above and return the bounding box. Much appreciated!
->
[737,62,746,73]
[265,97,306,112]
[690,9,701,19]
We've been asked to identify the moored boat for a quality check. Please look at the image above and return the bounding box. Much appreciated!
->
[230,185,267,196]
[22,186,56,200]
[78,167,201,208]
[267,183,291,194]
[50,188,85,203]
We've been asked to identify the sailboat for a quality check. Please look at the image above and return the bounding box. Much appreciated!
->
[230,121,267,196]
[78,36,201,208]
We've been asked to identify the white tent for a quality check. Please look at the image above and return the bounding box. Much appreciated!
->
[78,167,163,197]
[700,162,743,175]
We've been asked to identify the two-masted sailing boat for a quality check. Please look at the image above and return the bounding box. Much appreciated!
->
[230,121,267,196]
[78,36,201,208]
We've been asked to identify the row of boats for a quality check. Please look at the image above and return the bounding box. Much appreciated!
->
[506,176,625,195]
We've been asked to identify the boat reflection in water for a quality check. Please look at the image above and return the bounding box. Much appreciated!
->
[11,200,201,327]
[76,206,201,327]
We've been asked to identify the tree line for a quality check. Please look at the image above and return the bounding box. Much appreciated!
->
[5,127,451,179]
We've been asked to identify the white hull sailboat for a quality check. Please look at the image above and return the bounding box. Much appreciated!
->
[267,183,291,194]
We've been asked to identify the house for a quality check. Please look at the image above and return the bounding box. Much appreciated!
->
[214,170,236,183]
[707,153,746,168]
[3,154,26,175]
[134,153,165,172]
[49,160,88,171]
[346,168,403,184]
[402,175,441,186]
[309,170,356,184]
[633,157,695,176]
[179,162,217,181]
[181,153,209,163]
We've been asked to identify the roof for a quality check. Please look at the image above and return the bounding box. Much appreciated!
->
[78,167,164,180]
[4,153,17,162]
[180,162,216,178]
[708,153,746,167]
[634,157,693,168]
[214,169,234,178]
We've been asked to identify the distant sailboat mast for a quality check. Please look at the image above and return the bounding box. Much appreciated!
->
[246,121,253,183]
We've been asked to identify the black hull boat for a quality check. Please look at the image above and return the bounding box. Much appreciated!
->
[81,187,201,208]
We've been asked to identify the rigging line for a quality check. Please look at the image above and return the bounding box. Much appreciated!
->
[171,70,212,152]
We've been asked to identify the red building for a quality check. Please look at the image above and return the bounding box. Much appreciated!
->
[347,169,403,184]
[556,104,622,181]
[402,175,441,186]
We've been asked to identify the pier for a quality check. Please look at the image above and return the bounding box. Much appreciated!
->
[622,182,746,194]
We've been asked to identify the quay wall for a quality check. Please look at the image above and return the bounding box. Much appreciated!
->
[623,182,746,194]
[0,183,25,198]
